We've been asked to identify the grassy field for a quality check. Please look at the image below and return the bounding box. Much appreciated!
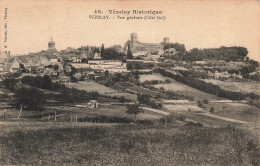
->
[0,121,259,165]
[139,73,166,83]
[115,82,162,97]
[153,77,222,100]
[0,104,162,123]
[163,104,204,113]
[163,101,260,124]
[209,102,260,123]
[202,79,260,94]
[65,81,137,101]
[65,81,117,94]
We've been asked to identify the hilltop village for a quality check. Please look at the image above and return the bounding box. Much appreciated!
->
[0,33,260,165]
[0,33,259,83]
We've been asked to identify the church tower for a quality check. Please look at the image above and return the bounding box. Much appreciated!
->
[131,32,138,43]
[48,37,55,50]
[163,37,170,43]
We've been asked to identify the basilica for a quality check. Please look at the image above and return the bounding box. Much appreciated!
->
[124,33,169,57]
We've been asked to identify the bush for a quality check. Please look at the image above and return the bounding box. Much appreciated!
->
[202,99,209,104]
[197,100,203,108]
[186,121,203,127]
[119,96,126,103]
[137,93,151,104]
[210,107,215,113]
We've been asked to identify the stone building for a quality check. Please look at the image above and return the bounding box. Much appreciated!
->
[124,33,169,57]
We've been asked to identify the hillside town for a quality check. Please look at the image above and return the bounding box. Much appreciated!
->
[0,33,259,83]
[1,33,260,165]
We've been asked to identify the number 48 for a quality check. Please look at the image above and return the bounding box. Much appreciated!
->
[94,10,102,14]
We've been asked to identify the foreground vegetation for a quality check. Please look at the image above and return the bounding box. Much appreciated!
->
[0,122,259,165]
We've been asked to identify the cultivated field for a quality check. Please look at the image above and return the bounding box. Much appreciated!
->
[202,79,260,94]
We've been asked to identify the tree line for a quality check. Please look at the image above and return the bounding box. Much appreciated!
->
[101,44,126,60]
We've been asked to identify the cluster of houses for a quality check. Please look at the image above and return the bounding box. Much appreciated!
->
[0,34,253,83]
[0,38,127,80]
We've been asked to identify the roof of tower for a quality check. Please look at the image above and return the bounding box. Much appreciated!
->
[48,37,55,45]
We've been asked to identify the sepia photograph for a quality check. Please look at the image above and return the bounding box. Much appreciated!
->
[0,0,259,165]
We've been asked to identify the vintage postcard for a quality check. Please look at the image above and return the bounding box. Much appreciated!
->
[0,0,259,165]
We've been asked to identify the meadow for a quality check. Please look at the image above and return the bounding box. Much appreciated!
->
[65,81,117,94]
[139,73,166,83]
[152,77,222,100]
[202,79,260,94]
[209,102,260,123]
[65,81,137,101]
[0,121,259,165]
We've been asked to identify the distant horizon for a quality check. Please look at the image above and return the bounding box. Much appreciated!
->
[0,0,259,61]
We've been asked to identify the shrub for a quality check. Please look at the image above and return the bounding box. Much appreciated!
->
[186,121,203,127]
[202,99,209,104]
[210,107,215,113]
[197,100,203,108]
[119,96,126,103]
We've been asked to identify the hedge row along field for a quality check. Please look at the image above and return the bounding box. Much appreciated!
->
[154,68,259,101]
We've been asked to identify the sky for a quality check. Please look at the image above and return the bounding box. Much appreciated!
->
[0,0,259,61]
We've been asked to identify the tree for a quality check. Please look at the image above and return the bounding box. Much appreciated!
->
[157,103,163,109]
[202,99,209,104]
[53,64,59,71]
[235,46,248,57]
[101,43,105,59]
[126,103,144,122]
[119,96,126,103]
[210,107,215,113]
[137,93,151,104]
[42,75,52,89]
[196,100,203,108]
[133,71,140,79]
[19,64,26,73]
[81,58,88,63]
[126,63,133,70]
[127,43,133,59]
[104,70,109,78]
[14,88,46,115]
[3,78,18,92]
[70,75,78,83]
[102,48,126,60]
[164,43,186,52]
